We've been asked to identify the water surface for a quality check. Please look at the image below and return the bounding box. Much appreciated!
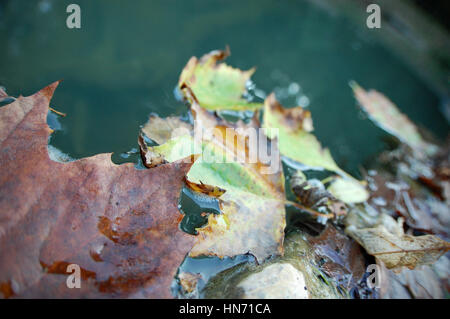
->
[0,0,448,176]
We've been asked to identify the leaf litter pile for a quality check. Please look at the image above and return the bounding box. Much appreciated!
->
[0,49,449,299]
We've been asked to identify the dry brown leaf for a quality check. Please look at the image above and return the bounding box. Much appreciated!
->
[345,210,450,270]
[137,133,168,168]
[0,82,195,298]
[377,260,445,298]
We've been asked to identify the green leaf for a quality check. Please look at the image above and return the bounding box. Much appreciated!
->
[178,48,263,111]
[327,177,369,204]
[141,97,285,262]
[262,93,345,175]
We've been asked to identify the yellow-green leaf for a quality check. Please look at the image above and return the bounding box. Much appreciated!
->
[178,48,263,111]
[263,93,346,176]
[351,82,436,155]
[327,177,369,204]
[141,91,285,262]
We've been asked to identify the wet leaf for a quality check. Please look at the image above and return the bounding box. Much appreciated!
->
[377,260,446,298]
[184,179,226,198]
[178,48,263,111]
[351,82,435,154]
[290,171,347,218]
[307,224,366,291]
[140,88,286,262]
[137,134,168,168]
[262,93,347,176]
[178,272,202,296]
[345,208,450,270]
[0,83,195,298]
[365,151,450,239]
[141,115,192,145]
[327,177,369,204]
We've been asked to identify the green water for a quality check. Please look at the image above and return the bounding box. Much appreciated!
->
[0,0,448,176]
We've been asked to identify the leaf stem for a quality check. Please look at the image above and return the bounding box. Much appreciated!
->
[49,107,66,117]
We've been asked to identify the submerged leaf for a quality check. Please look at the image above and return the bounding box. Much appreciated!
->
[0,83,195,298]
[351,82,435,154]
[178,48,262,111]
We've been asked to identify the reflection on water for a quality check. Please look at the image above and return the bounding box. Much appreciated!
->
[0,0,448,176]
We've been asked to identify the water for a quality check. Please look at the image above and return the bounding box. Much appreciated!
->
[0,0,448,176]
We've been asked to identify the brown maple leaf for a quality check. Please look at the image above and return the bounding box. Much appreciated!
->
[0,82,195,298]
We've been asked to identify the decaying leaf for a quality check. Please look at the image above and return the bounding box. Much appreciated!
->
[307,224,366,291]
[262,93,350,177]
[178,272,202,295]
[178,48,263,111]
[351,82,435,154]
[365,146,450,239]
[184,179,226,198]
[137,134,168,168]
[141,115,192,145]
[327,177,369,204]
[290,171,347,218]
[377,260,445,299]
[0,83,196,298]
[345,207,450,270]
[140,87,286,262]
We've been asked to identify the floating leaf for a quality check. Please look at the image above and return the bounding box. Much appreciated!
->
[351,82,435,154]
[140,88,286,262]
[327,177,369,204]
[178,272,202,298]
[138,134,168,168]
[141,115,192,145]
[0,83,195,298]
[263,93,344,175]
[345,208,450,270]
[178,48,263,111]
